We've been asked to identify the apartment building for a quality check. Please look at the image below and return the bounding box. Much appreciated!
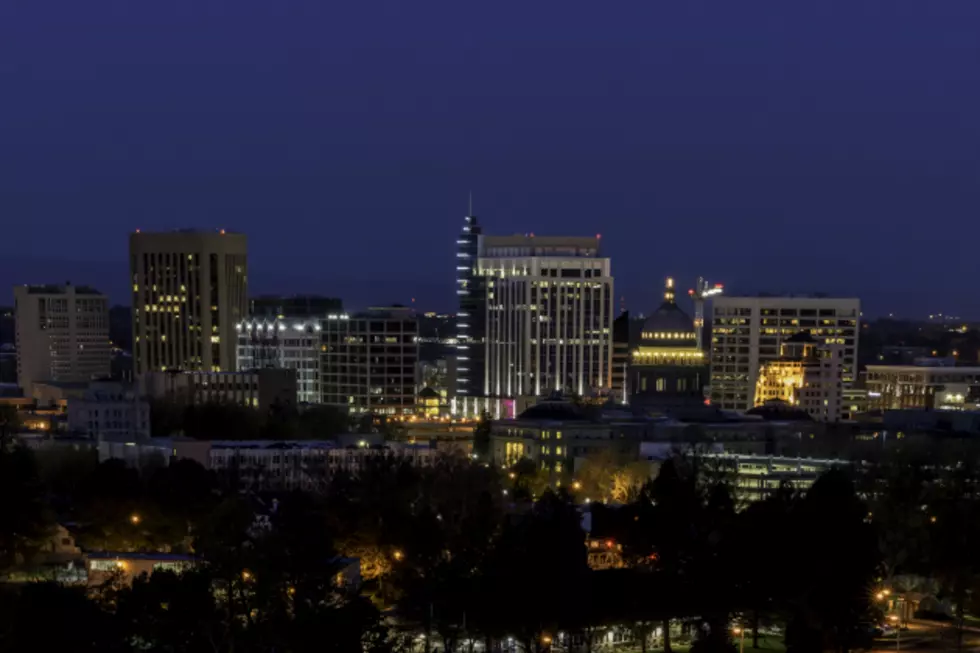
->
[237,319,321,404]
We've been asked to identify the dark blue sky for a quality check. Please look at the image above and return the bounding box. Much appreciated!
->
[2,1,979,317]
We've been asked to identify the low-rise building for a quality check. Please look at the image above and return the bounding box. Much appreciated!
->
[140,368,297,412]
[490,396,653,483]
[86,552,196,587]
[66,381,150,439]
[172,438,439,491]
[866,363,980,411]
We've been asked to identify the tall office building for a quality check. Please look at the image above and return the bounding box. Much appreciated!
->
[455,212,484,401]
[14,284,110,394]
[710,295,860,411]
[321,306,419,415]
[456,234,614,417]
[130,230,247,375]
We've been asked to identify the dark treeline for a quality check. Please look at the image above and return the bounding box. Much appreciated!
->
[3,437,980,652]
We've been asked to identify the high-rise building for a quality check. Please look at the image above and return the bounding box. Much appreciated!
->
[455,212,484,401]
[129,230,247,375]
[710,296,860,411]
[321,306,418,415]
[455,234,614,417]
[14,283,110,394]
[753,332,845,422]
[249,295,342,320]
[237,318,321,404]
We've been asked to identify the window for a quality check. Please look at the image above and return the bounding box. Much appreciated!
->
[656,378,666,392]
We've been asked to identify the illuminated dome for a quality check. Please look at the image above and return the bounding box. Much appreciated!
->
[640,277,697,344]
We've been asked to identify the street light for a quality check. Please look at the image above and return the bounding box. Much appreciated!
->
[732,625,745,653]
[393,550,404,562]
[130,513,141,525]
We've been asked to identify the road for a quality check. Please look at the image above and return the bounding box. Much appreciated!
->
[870,619,980,652]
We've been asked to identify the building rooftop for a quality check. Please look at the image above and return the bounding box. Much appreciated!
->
[87,551,198,562]
[19,284,104,296]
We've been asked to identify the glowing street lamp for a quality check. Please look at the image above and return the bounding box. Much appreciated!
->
[393,550,404,562]
[130,513,141,525]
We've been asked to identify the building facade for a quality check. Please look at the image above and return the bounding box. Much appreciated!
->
[237,319,321,404]
[320,307,418,415]
[130,230,247,376]
[456,234,613,417]
[710,296,860,411]
[865,364,980,411]
[753,332,845,422]
[249,295,342,319]
[14,284,110,395]
[140,368,297,412]
[629,278,708,413]
[455,212,485,402]
[66,381,150,440]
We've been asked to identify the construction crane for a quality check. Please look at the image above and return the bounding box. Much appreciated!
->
[688,277,724,352]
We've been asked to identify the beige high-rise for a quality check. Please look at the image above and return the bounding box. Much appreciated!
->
[130,230,247,375]
[14,284,110,394]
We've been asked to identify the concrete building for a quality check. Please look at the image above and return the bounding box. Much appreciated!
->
[865,363,980,411]
[456,234,614,418]
[629,278,708,413]
[320,307,418,415]
[710,295,860,411]
[14,284,110,395]
[237,319,321,404]
[753,332,845,422]
[66,380,150,440]
[130,230,247,376]
[140,368,297,412]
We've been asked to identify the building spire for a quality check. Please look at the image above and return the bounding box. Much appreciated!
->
[664,277,676,304]
[468,190,473,216]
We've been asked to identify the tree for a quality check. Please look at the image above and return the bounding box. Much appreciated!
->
[0,582,122,651]
[0,446,52,572]
[473,411,492,460]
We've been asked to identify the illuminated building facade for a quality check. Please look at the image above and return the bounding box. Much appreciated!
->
[753,331,845,422]
[865,364,980,411]
[629,278,707,412]
[710,296,860,411]
[455,234,613,417]
[14,284,110,395]
[236,319,321,404]
[130,230,247,375]
[320,307,419,415]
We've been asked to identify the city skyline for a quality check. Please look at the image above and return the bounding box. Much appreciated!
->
[3,2,980,317]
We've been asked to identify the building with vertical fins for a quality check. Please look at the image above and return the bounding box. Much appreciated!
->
[454,210,484,405]
[130,230,247,376]
[454,227,615,418]
[628,277,708,413]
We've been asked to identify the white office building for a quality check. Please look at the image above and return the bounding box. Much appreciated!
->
[710,296,860,411]
[456,235,613,417]
[236,319,321,404]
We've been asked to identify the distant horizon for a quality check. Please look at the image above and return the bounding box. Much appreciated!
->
[0,251,970,323]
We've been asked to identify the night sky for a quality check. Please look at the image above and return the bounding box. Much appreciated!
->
[2,1,979,317]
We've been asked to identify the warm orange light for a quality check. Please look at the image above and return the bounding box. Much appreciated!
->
[130,514,141,525]
[605,539,614,549]
[393,550,404,561]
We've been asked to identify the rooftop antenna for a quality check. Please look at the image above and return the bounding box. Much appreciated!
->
[468,191,473,216]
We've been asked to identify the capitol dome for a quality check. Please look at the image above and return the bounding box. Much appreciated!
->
[640,277,697,344]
